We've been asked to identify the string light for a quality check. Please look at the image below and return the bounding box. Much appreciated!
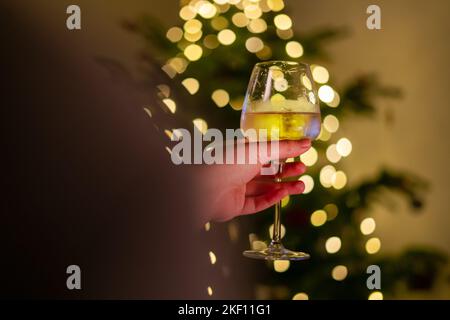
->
[299,175,314,194]
[269,223,286,239]
[325,236,342,254]
[166,27,183,42]
[267,0,285,12]
[184,30,203,42]
[211,16,229,30]
[312,65,330,84]
[207,286,213,296]
[292,292,309,300]
[218,29,236,45]
[209,251,217,265]
[331,170,347,189]
[324,203,339,220]
[285,41,304,58]
[310,210,327,227]
[183,19,202,33]
[274,14,292,30]
[162,98,176,113]
[326,144,342,163]
[248,18,268,33]
[179,5,196,21]
[336,138,352,157]
[274,260,290,273]
[246,37,264,53]
[318,85,335,103]
[360,218,376,235]
[182,78,200,94]
[365,237,381,254]
[193,118,208,134]
[197,1,217,19]
[211,89,230,107]
[300,146,318,166]
[368,291,383,300]
[331,265,348,281]
[232,12,249,27]
[323,115,339,133]
[244,5,262,19]
[184,44,203,61]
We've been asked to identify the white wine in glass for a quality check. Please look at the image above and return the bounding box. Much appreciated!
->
[240,61,321,260]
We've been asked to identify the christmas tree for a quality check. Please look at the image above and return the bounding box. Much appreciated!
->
[123,0,447,299]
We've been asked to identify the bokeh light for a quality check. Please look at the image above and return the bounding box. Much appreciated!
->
[318,85,335,103]
[326,144,342,163]
[193,118,208,134]
[244,5,262,19]
[325,236,341,254]
[292,292,309,300]
[162,98,176,113]
[360,218,376,235]
[218,29,236,45]
[300,146,318,166]
[285,41,304,58]
[179,6,196,21]
[184,44,203,61]
[274,14,292,30]
[245,37,264,53]
[183,19,202,33]
[336,138,352,157]
[209,251,217,265]
[232,12,249,27]
[211,16,229,30]
[323,114,339,133]
[312,65,330,84]
[368,291,383,300]
[332,170,347,189]
[332,265,348,281]
[166,27,183,42]
[324,203,339,220]
[274,260,290,273]
[181,78,200,94]
[268,0,285,12]
[310,210,327,227]
[320,165,336,188]
[299,175,314,194]
[211,89,230,107]
[365,237,381,254]
[269,223,286,239]
[248,18,267,33]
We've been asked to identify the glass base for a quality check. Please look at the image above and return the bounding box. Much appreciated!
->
[243,242,310,261]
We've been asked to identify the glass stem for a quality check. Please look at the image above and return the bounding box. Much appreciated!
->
[271,161,284,245]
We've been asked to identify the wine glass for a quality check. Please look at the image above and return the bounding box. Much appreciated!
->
[240,61,321,260]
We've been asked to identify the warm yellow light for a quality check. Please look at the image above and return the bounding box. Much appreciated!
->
[274,14,292,30]
[324,203,338,220]
[256,45,272,60]
[269,66,284,79]
[218,29,236,45]
[318,85,335,103]
[299,175,314,194]
[300,146,318,166]
[204,222,211,231]
[179,6,196,21]
[230,97,244,110]
[157,84,171,98]
[332,171,347,189]
[143,107,152,119]
[368,291,383,300]
[274,78,288,92]
[211,89,230,107]
[320,165,336,188]
[166,27,183,42]
[168,57,188,74]
[285,41,303,58]
[183,19,202,33]
[164,129,173,140]
[336,138,352,157]
[232,12,249,27]
[318,126,331,141]
[323,115,339,133]
[301,75,312,90]
[203,34,220,49]
[274,260,290,273]
[181,78,200,95]
[211,16,228,30]
[366,237,381,254]
[310,210,327,227]
[244,5,262,19]
[332,265,348,281]
[207,286,213,296]
[213,0,228,4]
[184,44,203,61]
[360,218,376,235]
[162,98,176,113]
[312,65,330,84]
[209,251,217,265]
[270,93,285,107]
[248,18,267,33]
[327,91,340,108]
[325,236,342,254]
[281,195,290,207]
[276,28,293,40]
[269,223,286,239]
[245,37,264,53]
[184,30,203,42]
[326,144,342,164]
[198,1,217,19]
[267,0,285,12]
[292,292,309,300]
[252,240,267,251]
[193,118,208,134]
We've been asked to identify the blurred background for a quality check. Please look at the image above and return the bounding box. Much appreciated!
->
[13,0,450,299]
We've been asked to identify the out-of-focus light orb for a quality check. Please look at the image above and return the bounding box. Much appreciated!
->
[336,138,352,157]
[183,19,202,33]
[230,97,244,110]
[204,222,211,231]
[166,27,183,42]
[281,195,290,207]
[332,170,347,189]
[269,223,286,239]
[310,210,327,227]
[157,84,171,98]
[211,16,229,30]
[301,75,312,90]
[324,203,339,220]
[292,292,309,300]
[212,89,230,107]
[274,78,288,92]
[366,237,381,254]
[218,29,236,45]
[228,0,240,4]
[312,65,330,84]
[213,0,228,5]
[203,34,220,49]
[269,66,284,79]
[320,165,336,188]
[179,6,196,21]
[162,98,176,113]
[299,175,314,194]
[244,4,262,19]
[270,93,285,107]
[245,37,264,53]
[184,44,203,61]
[164,129,173,140]
[318,85,335,103]
[326,144,342,164]
[274,260,290,273]
[360,218,376,235]
[143,107,152,119]
[332,265,348,281]
[181,78,200,95]
[198,1,217,19]
[193,118,208,134]
[276,28,293,40]
[323,115,339,133]
[368,291,383,300]
[285,41,304,58]
[252,240,267,251]
[318,126,331,141]
[325,236,342,254]
[232,12,249,27]
[327,91,340,108]
[268,0,285,12]
[207,286,213,296]
[300,146,318,166]
[168,57,188,73]
[209,251,217,265]
[248,18,267,33]
[184,30,203,42]
[274,14,292,30]
[256,45,272,60]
